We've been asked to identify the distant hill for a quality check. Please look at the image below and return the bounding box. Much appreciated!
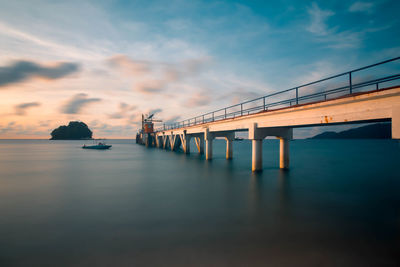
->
[50,121,93,140]
[310,123,391,139]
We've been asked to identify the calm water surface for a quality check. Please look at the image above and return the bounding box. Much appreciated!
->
[0,139,399,266]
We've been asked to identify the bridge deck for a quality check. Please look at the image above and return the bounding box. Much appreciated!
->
[155,86,400,137]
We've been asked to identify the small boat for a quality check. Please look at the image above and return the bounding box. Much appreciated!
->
[82,140,112,150]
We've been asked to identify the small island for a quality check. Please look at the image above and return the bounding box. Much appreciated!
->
[50,121,93,140]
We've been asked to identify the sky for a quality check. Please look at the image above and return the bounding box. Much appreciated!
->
[0,0,399,138]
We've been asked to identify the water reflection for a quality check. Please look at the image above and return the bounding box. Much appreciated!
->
[248,172,264,224]
[277,170,292,227]
[1,139,399,266]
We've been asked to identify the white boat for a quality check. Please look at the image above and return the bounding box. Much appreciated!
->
[82,140,112,150]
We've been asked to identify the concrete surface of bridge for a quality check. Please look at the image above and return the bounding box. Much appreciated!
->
[151,86,400,171]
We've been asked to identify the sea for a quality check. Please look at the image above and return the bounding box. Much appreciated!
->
[0,139,399,266]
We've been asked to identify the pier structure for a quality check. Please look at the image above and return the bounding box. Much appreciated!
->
[139,57,400,171]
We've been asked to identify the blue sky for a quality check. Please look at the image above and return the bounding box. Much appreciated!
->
[0,0,399,138]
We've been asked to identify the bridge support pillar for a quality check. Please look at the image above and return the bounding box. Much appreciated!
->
[222,133,235,160]
[145,135,151,147]
[205,129,214,160]
[279,137,290,169]
[162,135,168,149]
[206,140,212,160]
[155,136,161,148]
[226,138,233,159]
[252,139,262,171]
[194,136,204,154]
[249,123,293,171]
[393,106,400,139]
[179,132,191,154]
[169,133,176,151]
[159,136,163,148]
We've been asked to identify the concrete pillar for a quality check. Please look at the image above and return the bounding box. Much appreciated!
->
[252,139,262,172]
[195,137,204,154]
[199,137,204,154]
[279,137,290,169]
[170,135,175,151]
[181,134,191,154]
[249,123,263,172]
[185,137,190,154]
[205,129,213,160]
[163,136,167,149]
[158,137,163,148]
[393,106,400,139]
[226,138,233,159]
[205,139,212,160]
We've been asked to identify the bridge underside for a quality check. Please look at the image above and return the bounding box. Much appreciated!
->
[147,87,400,171]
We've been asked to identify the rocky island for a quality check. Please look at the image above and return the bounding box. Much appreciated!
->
[50,121,93,140]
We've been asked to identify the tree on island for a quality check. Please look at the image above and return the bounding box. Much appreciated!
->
[50,121,93,140]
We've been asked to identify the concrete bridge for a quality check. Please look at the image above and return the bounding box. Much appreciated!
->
[143,57,400,171]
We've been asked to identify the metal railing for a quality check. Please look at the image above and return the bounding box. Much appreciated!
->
[156,57,400,131]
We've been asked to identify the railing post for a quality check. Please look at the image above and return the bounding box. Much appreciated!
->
[212,112,214,121]
[376,83,379,90]
[296,87,298,105]
[349,72,353,94]
[225,108,227,119]
[263,97,266,110]
[241,104,243,116]
[203,115,204,123]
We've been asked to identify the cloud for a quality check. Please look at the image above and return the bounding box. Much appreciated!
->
[0,60,80,87]
[349,2,374,13]
[0,20,105,60]
[107,54,210,95]
[61,93,101,114]
[163,115,181,124]
[184,92,211,107]
[133,79,165,94]
[127,114,142,125]
[306,2,334,36]
[0,121,18,134]
[15,102,41,115]
[87,121,136,137]
[108,102,136,119]
[148,108,162,115]
[38,120,52,127]
[226,89,263,105]
[306,3,361,49]
[107,55,150,75]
